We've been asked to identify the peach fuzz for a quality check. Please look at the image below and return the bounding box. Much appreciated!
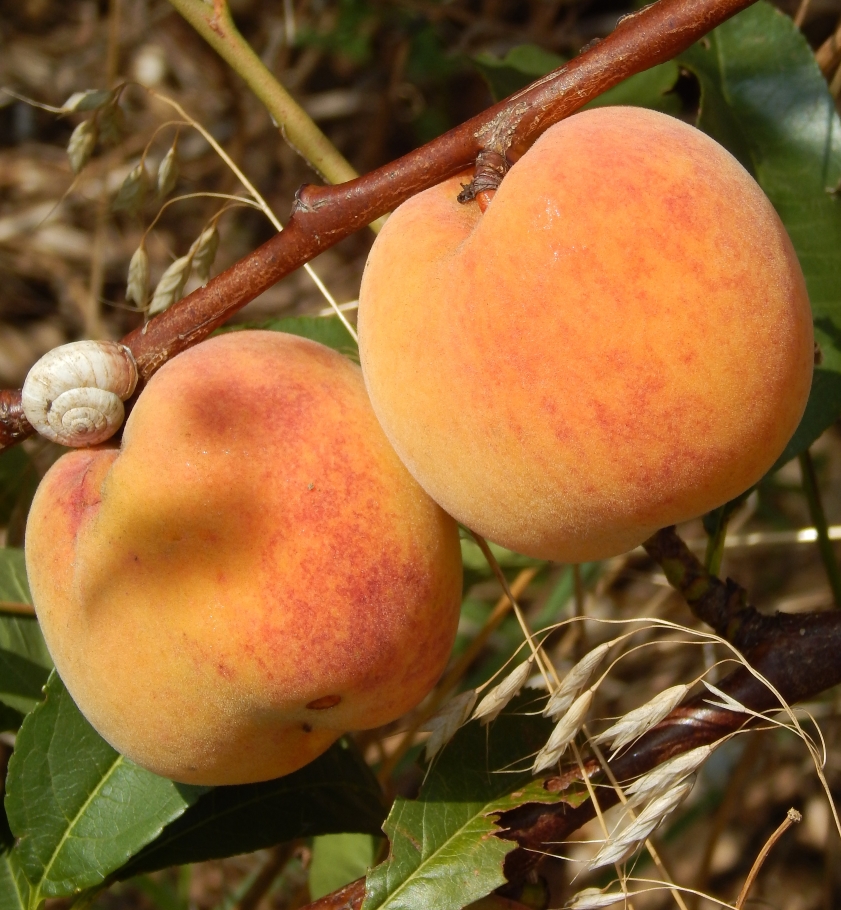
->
[358,106,814,563]
[25,331,463,785]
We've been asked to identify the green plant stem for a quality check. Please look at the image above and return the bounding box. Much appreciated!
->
[165,0,367,193]
[799,448,841,608]
[703,509,729,576]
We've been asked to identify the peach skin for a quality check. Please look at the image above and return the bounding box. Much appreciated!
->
[358,106,814,563]
[25,331,463,785]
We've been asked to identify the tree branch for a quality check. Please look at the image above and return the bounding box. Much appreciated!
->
[496,529,841,885]
[0,0,756,450]
[166,0,360,186]
[298,526,841,909]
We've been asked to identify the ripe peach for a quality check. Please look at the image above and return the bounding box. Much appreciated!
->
[24,331,463,785]
[358,106,814,563]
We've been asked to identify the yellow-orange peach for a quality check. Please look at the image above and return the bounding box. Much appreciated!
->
[358,106,814,563]
[25,331,462,785]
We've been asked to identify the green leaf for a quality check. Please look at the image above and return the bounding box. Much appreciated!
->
[584,61,680,113]
[0,549,52,676]
[679,2,841,467]
[0,648,49,715]
[5,673,206,905]
[0,550,32,608]
[362,694,572,910]
[473,44,678,112]
[473,45,566,102]
[459,537,542,572]
[0,851,29,910]
[117,738,386,879]
[310,833,379,900]
[0,615,51,678]
[222,315,359,360]
[0,447,38,535]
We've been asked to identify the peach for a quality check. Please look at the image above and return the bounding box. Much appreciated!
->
[358,106,813,563]
[24,331,463,785]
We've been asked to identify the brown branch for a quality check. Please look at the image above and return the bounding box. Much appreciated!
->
[0,0,757,450]
[0,391,32,450]
[642,526,772,647]
[494,529,841,887]
[300,526,841,907]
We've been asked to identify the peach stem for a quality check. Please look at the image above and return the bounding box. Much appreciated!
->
[476,189,496,212]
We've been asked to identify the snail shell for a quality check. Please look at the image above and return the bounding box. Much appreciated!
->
[22,340,139,447]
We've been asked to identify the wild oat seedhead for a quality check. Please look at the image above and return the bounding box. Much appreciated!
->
[543,642,610,721]
[472,658,533,725]
[157,140,180,197]
[588,774,697,870]
[190,224,221,285]
[533,687,595,774]
[594,684,689,755]
[126,244,150,308]
[149,254,193,316]
[67,118,98,174]
[565,887,627,908]
[623,744,714,808]
[421,689,477,762]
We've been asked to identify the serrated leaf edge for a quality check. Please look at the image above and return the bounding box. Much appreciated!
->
[26,752,125,904]
[1,851,29,910]
[365,778,568,910]
[363,797,516,910]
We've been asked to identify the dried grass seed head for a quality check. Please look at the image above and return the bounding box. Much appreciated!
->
[623,744,713,808]
[532,687,594,774]
[422,689,477,762]
[472,658,533,725]
[566,888,627,909]
[594,684,689,754]
[544,642,610,721]
[588,775,697,870]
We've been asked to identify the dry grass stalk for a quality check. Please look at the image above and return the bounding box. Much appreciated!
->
[734,808,801,909]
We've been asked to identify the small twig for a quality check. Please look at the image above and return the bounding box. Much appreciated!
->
[734,808,801,909]
[236,842,297,910]
[800,448,841,608]
[0,601,36,616]
[0,0,759,449]
[165,0,360,188]
[793,0,812,28]
[470,532,558,689]
[692,733,762,907]
[816,17,841,76]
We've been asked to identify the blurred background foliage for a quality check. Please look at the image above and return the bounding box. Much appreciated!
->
[1,0,841,909]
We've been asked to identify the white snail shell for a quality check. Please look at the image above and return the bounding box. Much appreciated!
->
[22,340,139,447]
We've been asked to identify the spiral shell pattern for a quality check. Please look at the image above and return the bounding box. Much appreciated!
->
[22,341,139,447]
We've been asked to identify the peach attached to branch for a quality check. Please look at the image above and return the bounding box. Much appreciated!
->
[358,107,814,562]
[24,331,463,785]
